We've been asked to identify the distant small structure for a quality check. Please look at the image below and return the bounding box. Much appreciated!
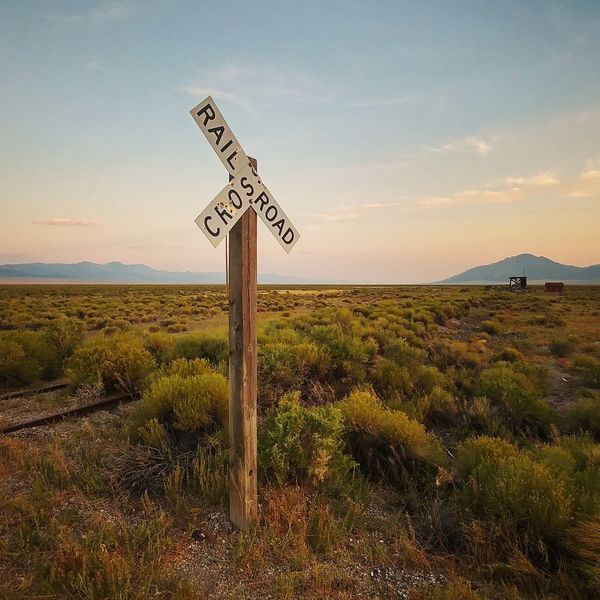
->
[544,282,565,294]
[508,276,527,292]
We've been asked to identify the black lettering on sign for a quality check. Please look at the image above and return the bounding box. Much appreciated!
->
[207,125,225,145]
[196,103,216,126]
[254,192,269,212]
[273,218,284,235]
[282,228,294,245]
[215,204,233,224]
[240,176,254,197]
[204,215,220,237]
[228,189,243,210]
[226,151,238,170]
[221,139,233,153]
[265,205,278,222]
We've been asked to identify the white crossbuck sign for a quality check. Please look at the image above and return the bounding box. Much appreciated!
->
[190,96,300,253]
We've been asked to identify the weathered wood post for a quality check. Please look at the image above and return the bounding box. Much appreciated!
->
[190,96,300,531]
[228,158,258,530]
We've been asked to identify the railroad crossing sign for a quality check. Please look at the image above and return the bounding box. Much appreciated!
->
[190,96,300,532]
[191,96,300,253]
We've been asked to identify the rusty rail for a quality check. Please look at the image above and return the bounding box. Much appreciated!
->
[0,379,69,401]
[0,391,140,434]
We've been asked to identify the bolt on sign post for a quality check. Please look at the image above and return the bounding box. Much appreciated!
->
[190,96,300,531]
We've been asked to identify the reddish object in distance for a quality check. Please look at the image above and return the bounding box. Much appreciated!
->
[545,282,565,294]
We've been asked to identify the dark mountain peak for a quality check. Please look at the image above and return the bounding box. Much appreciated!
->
[439,254,600,284]
[508,252,536,259]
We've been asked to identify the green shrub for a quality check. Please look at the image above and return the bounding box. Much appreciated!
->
[573,354,598,370]
[414,365,450,394]
[533,444,577,479]
[0,333,40,386]
[0,329,56,386]
[572,355,600,388]
[173,332,228,365]
[260,392,355,488]
[21,330,57,376]
[65,333,155,392]
[171,375,227,431]
[258,341,330,405]
[383,338,425,367]
[474,364,555,433]
[372,359,413,402]
[461,452,573,542]
[43,318,85,363]
[308,324,376,389]
[567,394,600,439]
[494,347,523,363]
[564,516,600,593]
[434,340,482,370]
[456,435,520,479]
[419,386,460,426]
[147,357,214,387]
[558,435,600,515]
[128,372,228,443]
[549,336,577,358]
[144,332,176,365]
[481,320,502,335]
[338,389,445,486]
[463,397,508,437]
[166,322,187,333]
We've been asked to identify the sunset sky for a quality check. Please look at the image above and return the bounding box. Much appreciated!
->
[1,1,599,283]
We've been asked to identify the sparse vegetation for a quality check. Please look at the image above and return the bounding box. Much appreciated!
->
[260,391,356,488]
[567,393,600,439]
[65,332,155,392]
[1,284,599,598]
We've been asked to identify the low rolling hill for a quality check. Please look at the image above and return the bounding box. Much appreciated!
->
[438,253,600,284]
[0,261,309,284]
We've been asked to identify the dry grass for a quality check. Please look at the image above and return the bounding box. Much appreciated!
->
[0,284,599,598]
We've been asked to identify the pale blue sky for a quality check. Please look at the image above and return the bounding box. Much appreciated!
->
[1,1,599,282]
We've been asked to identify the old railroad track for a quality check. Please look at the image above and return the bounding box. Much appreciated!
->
[1,384,140,434]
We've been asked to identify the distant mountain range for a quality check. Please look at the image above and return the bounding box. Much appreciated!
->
[0,261,309,284]
[2,255,598,285]
[439,254,600,284]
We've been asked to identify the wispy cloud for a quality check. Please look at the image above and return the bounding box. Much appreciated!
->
[35,1,133,25]
[418,196,454,208]
[419,187,523,208]
[308,200,406,222]
[315,131,499,176]
[418,164,600,209]
[321,211,361,222]
[361,201,404,209]
[318,103,600,178]
[181,62,336,111]
[419,170,560,209]
[430,135,494,157]
[32,218,100,226]
[568,161,600,197]
[345,94,422,108]
[506,171,560,186]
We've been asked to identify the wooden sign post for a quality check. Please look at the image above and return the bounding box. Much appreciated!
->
[228,157,258,530]
[190,98,299,530]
